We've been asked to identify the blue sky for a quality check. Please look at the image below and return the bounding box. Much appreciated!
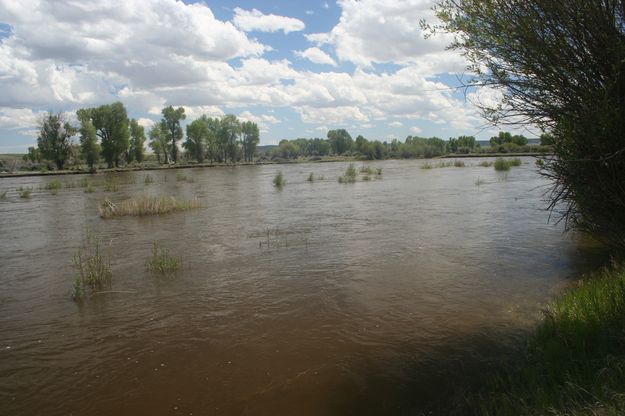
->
[0,0,520,153]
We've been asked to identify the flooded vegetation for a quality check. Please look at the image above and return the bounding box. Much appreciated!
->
[0,158,602,415]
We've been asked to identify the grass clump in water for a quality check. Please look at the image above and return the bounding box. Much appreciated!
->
[421,162,433,169]
[307,172,315,182]
[479,160,494,167]
[494,157,523,171]
[17,186,32,199]
[44,180,62,192]
[104,180,119,192]
[99,195,201,218]
[454,160,466,167]
[338,163,357,183]
[0,190,7,199]
[145,242,182,273]
[71,233,112,301]
[144,174,154,185]
[469,263,625,415]
[273,171,286,188]
[84,184,95,193]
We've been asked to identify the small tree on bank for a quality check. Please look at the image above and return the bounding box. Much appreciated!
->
[434,0,625,249]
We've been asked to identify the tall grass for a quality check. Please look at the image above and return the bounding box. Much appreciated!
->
[273,171,286,188]
[494,157,523,171]
[44,180,62,193]
[99,195,201,218]
[307,172,315,182]
[144,174,154,185]
[145,242,182,273]
[338,163,357,183]
[71,234,112,300]
[469,263,625,415]
[17,186,32,199]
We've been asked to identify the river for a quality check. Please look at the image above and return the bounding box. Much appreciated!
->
[0,158,601,415]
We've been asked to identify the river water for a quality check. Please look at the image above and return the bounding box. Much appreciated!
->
[0,158,601,415]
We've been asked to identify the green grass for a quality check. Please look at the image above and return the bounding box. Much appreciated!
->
[338,163,358,183]
[470,263,625,415]
[84,184,95,193]
[454,160,466,167]
[44,180,62,191]
[479,160,494,167]
[104,180,119,192]
[99,195,201,218]
[0,190,7,199]
[494,157,523,171]
[307,172,315,182]
[145,242,182,273]
[71,234,112,301]
[273,171,286,188]
[17,186,32,199]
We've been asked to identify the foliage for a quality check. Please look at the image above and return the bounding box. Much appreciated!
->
[37,113,77,170]
[77,115,100,171]
[128,119,146,163]
[434,0,625,249]
[327,129,354,155]
[78,102,130,168]
[184,116,209,163]
[468,264,625,415]
[240,120,260,162]
[148,124,169,164]
[273,170,286,188]
[99,195,201,218]
[161,106,186,164]
[71,233,112,301]
[338,163,357,183]
[17,186,32,198]
[145,242,182,273]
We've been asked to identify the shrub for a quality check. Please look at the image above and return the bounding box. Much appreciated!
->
[273,171,286,188]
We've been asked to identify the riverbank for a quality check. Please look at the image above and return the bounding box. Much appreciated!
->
[469,262,625,415]
[0,153,547,179]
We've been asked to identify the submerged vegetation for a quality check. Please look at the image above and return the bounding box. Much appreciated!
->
[338,163,357,183]
[273,171,286,188]
[494,157,522,171]
[99,195,201,218]
[71,234,112,301]
[17,186,32,198]
[470,263,625,415]
[145,242,182,273]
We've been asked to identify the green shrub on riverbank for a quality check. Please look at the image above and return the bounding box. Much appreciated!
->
[471,263,625,415]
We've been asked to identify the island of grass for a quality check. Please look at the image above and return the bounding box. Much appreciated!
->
[99,195,200,218]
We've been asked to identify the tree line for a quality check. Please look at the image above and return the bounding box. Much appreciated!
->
[27,102,260,170]
[269,129,547,160]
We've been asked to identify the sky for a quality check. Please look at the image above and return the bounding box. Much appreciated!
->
[0,0,522,153]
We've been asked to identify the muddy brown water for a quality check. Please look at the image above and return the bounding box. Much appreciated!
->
[0,158,602,415]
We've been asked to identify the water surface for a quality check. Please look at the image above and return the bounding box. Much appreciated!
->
[0,159,599,415]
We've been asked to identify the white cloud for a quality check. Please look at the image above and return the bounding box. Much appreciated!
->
[295,47,337,66]
[136,118,155,129]
[410,126,423,134]
[388,121,403,127]
[238,110,280,132]
[0,108,44,129]
[308,0,461,69]
[233,8,305,34]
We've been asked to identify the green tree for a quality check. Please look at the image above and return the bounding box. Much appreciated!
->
[23,146,41,163]
[327,129,353,155]
[240,121,260,162]
[77,112,100,171]
[128,119,146,163]
[218,115,240,162]
[36,113,76,170]
[149,124,168,164]
[161,106,186,163]
[184,116,209,163]
[81,102,130,168]
[436,0,625,249]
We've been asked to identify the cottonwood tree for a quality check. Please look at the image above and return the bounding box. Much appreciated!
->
[240,121,259,162]
[434,0,625,249]
[36,113,76,170]
[77,112,99,171]
[184,116,209,163]
[327,129,353,155]
[149,124,169,164]
[128,119,146,163]
[78,102,130,168]
[161,106,185,163]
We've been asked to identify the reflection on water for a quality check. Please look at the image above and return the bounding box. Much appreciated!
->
[0,159,603,415]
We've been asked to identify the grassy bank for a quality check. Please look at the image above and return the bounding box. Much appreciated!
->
[470,263,625,415]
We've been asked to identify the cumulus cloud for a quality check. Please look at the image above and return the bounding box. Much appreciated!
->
[238,110,280,132]
[307,0,461,69]
[388,121,403,127]
[0,108,45,129]
[233,8,305,34]
[295,47,337,66]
